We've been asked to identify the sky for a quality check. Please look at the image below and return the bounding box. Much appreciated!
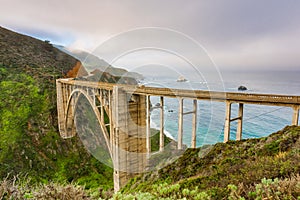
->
[1,0,300,72]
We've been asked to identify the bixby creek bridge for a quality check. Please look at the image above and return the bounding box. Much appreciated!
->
[56,78,300,192]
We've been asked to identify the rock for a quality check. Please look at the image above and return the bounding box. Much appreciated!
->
[177,76,187,82]
[238,85,247,91]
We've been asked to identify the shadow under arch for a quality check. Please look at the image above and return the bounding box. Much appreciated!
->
[63,88,112,159]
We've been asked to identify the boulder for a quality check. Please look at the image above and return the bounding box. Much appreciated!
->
[238,85,247,91]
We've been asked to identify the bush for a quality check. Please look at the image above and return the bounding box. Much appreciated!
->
[0,175,91,200]
[228,174,300,200]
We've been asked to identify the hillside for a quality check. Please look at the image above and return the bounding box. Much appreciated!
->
[55,45,144,81]
[1,126,299,199]
[0,26,113,191]
[0,27,88,77]
[120,126,300,199]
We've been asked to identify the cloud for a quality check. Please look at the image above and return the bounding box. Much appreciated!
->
[0,0,300,70]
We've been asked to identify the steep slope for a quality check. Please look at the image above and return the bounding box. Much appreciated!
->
[0,26,113,190]
[0,27,86,77]
[120,126,300,199]
[55,46,144,80]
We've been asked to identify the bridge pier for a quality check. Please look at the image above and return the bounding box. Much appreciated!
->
[111,86,147,192]
[146,95,151,154]
[178,98,183,149]
[224,101,231,142]
[224,101,244,142]
[236,103,244,141]
[56,80,65,136]
[56,79,77,138]
[191,99,198,148]
[178,98,198,149]
[160,96,164,151]
[292,106,299,126]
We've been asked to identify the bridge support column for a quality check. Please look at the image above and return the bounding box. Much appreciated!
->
[112,86,147,192]
[224,102,244,142]
[178,98,183,149]
[100,90,105,124]
[56,80,65,136]
[292,106,299,126]
[56,80,75,138]
[146,95,151,154]
[236,103,244,141]
[224,101,231,142]
[160,96,164,151]
[191,99,197,148]
[177,99,198,148]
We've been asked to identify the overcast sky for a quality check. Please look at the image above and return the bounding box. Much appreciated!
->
[1,0,300,71]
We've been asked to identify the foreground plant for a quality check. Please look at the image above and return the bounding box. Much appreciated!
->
[228,174,300,200]
[0,175,91,200]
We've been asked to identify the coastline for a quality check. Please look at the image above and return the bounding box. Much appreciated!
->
[150,117,175,140]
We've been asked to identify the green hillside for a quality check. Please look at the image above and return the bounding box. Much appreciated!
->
[0,26,113,192]
[1,125,299,199]
[119,126,300,199]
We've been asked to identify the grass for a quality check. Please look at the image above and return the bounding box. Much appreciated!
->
[120,126,300,199]
[0,126,299,199]
[0,175,90,200]
[1,174,298,199]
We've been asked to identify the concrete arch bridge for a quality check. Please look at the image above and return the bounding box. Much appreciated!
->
[56,78,300,191]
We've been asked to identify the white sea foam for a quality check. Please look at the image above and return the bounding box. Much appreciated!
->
[150,115,175,140]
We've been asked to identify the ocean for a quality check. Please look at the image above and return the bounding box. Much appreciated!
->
[140,70,300,147]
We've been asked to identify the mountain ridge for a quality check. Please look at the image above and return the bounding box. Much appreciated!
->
[55,45,144,80]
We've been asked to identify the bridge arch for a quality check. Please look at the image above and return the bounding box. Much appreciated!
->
[64,88,112,158]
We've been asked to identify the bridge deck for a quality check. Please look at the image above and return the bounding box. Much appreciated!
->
[58,79,300,106]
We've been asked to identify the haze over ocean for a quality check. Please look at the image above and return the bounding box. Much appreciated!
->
[142,70,300,147]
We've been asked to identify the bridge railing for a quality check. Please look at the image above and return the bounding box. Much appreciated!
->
[226,92,299,104]
[59,79,300,105]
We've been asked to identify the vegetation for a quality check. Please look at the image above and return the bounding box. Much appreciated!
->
[150,129,172,152]
[0,65,113,190]
[0,26,113,194]
[114,175,300,199]
[0,175,91,199]
[0,126,299,199]
[0,26,299,199]
[121,126,300,199]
